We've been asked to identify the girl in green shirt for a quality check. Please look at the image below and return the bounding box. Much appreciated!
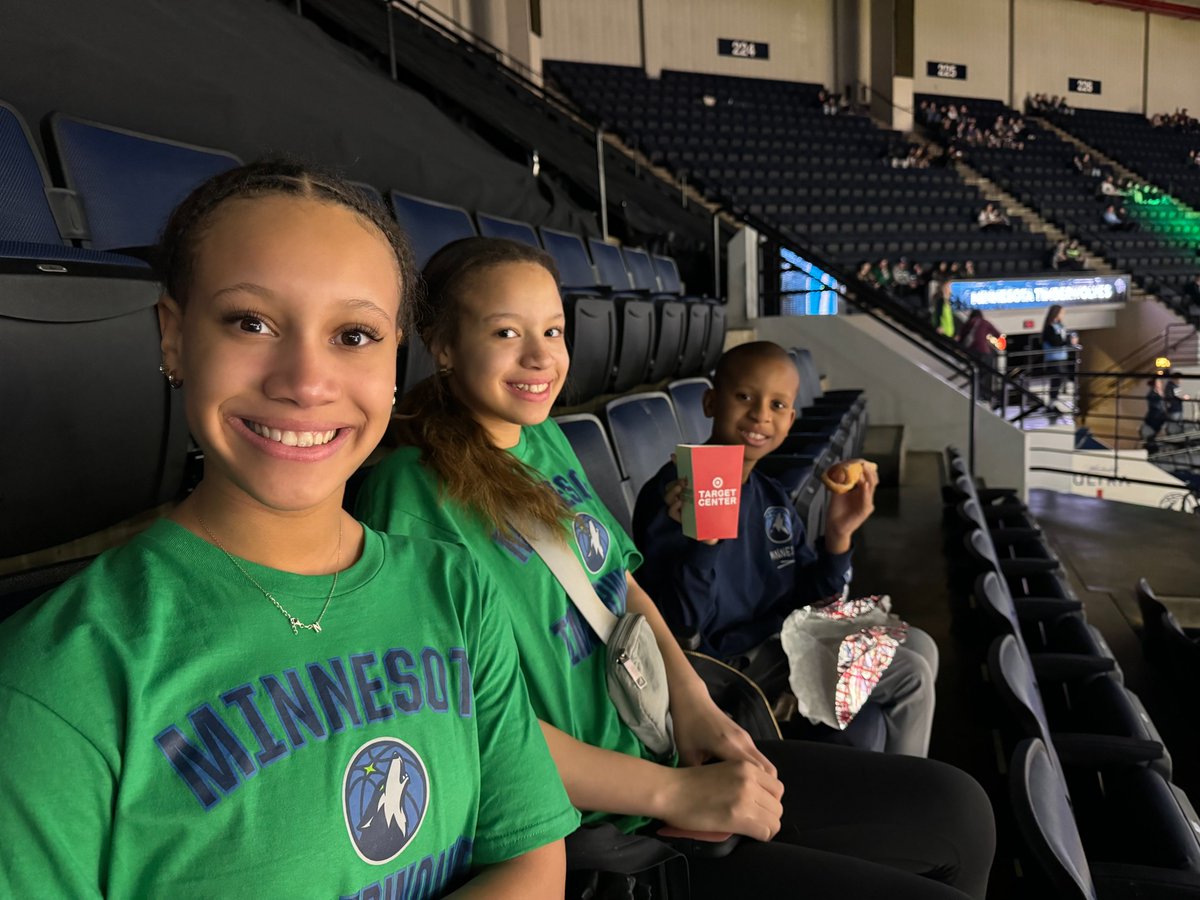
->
[0,163,576,899]
[358,237,996,899]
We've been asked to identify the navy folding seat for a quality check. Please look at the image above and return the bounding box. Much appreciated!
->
[553,413,634,535]
[700,301,727,374]
[539,227,600,291]
[560,295,617,405]
[0,102,144,267]
[675,300,710,377]
[1,267,188,558]
[476,211,540,247]
[622,248,700,374]
[588,239,678,385]
[666,377,712,444]
[989,634,1169,777]
[47,114,241,251]
[1011,737,1200,899]
[389,191,477,268]
[650,255,683,294]
[603,392,683,499]
[1137,578,1200,686]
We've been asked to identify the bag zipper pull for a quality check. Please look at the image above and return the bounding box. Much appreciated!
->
[617,650,648,689]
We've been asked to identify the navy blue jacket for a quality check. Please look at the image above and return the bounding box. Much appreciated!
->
[632,461,853,658]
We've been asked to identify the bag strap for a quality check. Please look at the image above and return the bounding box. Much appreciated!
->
[512,519,618,645]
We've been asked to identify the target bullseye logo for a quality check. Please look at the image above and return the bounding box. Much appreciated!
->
[712,476,724,489]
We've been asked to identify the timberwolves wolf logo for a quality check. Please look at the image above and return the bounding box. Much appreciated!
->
[344,738,430,865]
[573,513,610,574]
[764,507,792,544]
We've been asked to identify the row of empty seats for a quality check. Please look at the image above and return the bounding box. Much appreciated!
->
[941,449,1200,897]
[547,62,1055,276]
[388,192,727,402]
[0,99,729,584]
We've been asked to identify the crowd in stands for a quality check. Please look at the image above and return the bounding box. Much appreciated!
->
[1025,92,1074,116]
[815,88,851,116]
[918,100,1028,151]
[1151,108,1198,132]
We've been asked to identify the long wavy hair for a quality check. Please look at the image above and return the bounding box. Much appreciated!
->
[393,237,571,539]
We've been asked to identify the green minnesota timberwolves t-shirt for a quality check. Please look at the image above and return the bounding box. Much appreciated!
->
[0,521,578,898]
[357,420,656,832]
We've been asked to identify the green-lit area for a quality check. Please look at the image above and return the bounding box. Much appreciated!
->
[1125,186,1200,248]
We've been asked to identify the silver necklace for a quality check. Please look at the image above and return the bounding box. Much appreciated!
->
[196,513,342,635]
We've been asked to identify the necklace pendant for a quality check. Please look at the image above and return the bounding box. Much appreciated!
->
[311,622,322,634]
[288,616,302,635]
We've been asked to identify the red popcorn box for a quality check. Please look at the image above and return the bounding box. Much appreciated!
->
[676,444,744,541]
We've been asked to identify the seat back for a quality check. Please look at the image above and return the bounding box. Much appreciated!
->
[390,192,476,267]
[611,297,655,393]
[622,247,660,292]
[701,301,727,374]
[561,296,616,405]
[988,635,1055,750]
[646,300,686,382]
[554,414,634,534]
[48,114,241,250]
[1010,738,1096,900]
[0,269,187,556]
[975,571,1020,636]
[667,378,713,444]
[651,255,683,294]
[476,212,540,247]
[588,238,633,290]
[604,392,683,498]
[0,102,63,245]
[678,301,710,376]
[540,227,598,288]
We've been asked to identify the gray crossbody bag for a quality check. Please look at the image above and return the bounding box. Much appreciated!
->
[513,520,676,759]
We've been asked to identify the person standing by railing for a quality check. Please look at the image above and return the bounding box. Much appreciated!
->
[1041,304,1078,421]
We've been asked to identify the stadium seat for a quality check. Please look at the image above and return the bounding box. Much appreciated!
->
[1011,738,1200,898]
[587,238,634,291]
[476,211,540,246]
[539,227,600,291]
[666,377,712,444]
[0,101,145,267]
[975,572,1119,673]
[609,296,655,393]
[560,295,617,404]
[700,300,727,374]
[554,413,634,534]
[389,191,476,268]
[47,113,241,251]
[989,634,1170,778]
[1136,578,1200,687]
[0,267,188,558]
[604,392,683,499]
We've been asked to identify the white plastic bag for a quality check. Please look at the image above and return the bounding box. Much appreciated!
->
[779,595,908,729]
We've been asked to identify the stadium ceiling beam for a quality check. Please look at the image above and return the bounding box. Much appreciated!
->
[1077,0,1200,20]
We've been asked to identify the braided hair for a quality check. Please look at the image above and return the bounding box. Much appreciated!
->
[156,158,419,335]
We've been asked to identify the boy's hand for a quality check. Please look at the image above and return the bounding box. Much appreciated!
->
[664,477,720,546]
[824,457,878,553]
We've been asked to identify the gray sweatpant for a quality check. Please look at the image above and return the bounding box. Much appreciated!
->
[869,625,939,757]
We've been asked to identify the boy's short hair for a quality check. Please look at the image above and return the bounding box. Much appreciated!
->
[712,341,798,392]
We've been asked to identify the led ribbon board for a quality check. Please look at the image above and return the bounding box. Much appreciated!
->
[948,275,1128,311]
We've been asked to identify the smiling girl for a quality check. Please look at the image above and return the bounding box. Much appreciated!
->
[357,237,996,899]
[0,163,577,899]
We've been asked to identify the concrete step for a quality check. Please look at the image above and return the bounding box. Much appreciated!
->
[863,424,906,488]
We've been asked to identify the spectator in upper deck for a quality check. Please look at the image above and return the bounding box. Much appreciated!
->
[978,203,1011,231]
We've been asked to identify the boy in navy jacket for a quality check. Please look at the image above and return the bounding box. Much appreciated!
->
[633,341,937,756]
